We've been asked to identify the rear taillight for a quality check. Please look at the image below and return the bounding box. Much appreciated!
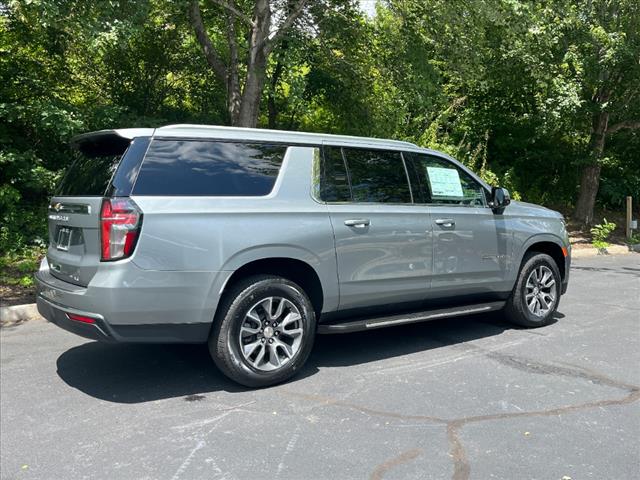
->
[100,197,142,261]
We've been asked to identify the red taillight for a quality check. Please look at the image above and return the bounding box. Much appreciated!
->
[100,198,142,261]
[67,313,96,324]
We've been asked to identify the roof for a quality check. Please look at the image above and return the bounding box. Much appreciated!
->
[71,124,419,151]
[154,124,418,149]
[70,124,490,190]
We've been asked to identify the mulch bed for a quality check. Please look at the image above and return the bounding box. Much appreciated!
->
[0,283,36,308]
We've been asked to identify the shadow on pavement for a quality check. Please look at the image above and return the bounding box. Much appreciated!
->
[56,311,558,403]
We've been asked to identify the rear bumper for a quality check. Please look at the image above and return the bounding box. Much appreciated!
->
[34,260,224,343]
[36,296,114,342]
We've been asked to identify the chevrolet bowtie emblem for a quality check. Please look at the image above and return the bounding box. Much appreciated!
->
[53,202,62,212]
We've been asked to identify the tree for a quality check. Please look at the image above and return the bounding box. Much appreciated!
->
[566,0,640,225]
[188,0,310,127]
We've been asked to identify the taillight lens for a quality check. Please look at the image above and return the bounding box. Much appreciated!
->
[100,198,142,261]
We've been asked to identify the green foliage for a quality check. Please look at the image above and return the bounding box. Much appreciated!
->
[0,245,44,288]
[625,233,640,245]
[590,218,617,249]
[0,0,638,255]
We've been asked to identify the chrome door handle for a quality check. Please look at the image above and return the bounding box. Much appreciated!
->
[435,218,455,227]
[344,218,370,228]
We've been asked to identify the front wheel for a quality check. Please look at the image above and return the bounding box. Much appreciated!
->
[209,275,316,387]
[505,252,561,327]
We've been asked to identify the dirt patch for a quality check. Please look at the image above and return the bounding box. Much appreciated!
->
[0,284,36,307]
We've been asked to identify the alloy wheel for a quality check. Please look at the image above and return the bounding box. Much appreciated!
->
[525,265,557,317]
[238,296,304,372]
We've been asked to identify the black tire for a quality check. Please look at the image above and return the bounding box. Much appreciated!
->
[505,252,561,328]
[209,274,316,387]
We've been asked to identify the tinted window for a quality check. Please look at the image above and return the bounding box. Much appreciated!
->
[107,137,150,197]
[403,153,428,203]
[408,153,486,206]
[342,148,412,203]
[56,152,122,196]
[133,140,286,196]
[320,147,351,202]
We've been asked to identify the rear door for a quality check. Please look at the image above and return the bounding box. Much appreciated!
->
[321,146,432,310]
[405,153,511,294]
[46,133,150,286]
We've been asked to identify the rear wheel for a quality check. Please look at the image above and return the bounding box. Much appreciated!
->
[505,252,561,327]
[209,275,316,387]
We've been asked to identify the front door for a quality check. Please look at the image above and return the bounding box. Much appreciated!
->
[405,153,511,296]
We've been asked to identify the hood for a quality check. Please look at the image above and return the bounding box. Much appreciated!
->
[507,200,564,219]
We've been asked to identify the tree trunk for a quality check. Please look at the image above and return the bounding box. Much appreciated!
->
[267,56,285,129]
[190,0,307,128]
[573,109,609,225]
[235,58,267,127]
[573,163,602,225]
[225,12,242,125]
[233,0,270,127]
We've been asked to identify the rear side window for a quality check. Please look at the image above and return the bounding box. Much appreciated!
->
[133,140,287,196]
[342,148,412,203]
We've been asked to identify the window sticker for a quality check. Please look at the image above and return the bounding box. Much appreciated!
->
[426,166,463,197]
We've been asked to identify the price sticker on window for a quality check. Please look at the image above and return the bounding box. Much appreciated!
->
[427,167,464,197]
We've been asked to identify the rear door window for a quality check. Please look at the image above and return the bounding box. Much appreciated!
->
[341,148,412,203]
[320,147,352,202]
[133,140,287,196]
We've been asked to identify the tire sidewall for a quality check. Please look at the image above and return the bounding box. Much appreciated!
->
[220,278,316,386]
[516,254,561,325]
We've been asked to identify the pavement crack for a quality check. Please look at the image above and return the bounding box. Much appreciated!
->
[447,425,469,480]
[369,448,422,480]
[283,362,639,480]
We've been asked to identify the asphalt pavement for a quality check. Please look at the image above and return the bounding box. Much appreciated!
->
[1,254,639,480]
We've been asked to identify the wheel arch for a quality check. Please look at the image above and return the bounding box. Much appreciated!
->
[219,257,325,318]
[519,235,567,281]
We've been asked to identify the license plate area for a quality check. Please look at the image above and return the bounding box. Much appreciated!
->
[56,227,72,251]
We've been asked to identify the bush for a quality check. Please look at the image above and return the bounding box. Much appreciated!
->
[590,219,617,251]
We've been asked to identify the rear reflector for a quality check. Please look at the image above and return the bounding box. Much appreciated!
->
[67,313,96,324]
[100,197,142,261]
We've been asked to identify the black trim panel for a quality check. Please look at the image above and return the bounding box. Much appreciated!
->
[37,296,210,344]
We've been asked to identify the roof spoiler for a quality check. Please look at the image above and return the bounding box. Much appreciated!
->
[70,128,154,157]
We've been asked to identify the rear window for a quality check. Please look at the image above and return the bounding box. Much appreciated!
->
[56,153,122,196]
[133,140,287,196]
[57,135,150,197]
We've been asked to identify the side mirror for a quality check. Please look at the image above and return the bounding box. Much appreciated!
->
[489,187,511,212]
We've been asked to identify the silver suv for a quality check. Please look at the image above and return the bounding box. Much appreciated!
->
[36,124,570,387]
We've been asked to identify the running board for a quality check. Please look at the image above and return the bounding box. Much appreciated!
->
[317,301,505,334]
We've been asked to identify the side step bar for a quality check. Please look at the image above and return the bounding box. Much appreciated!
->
[317,301,505,334]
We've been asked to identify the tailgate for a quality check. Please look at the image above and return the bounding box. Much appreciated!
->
[47,197,105,286]
[46,129,153,287]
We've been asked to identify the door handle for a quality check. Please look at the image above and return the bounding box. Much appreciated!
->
[344,218,370,228]
[435,218,455,227]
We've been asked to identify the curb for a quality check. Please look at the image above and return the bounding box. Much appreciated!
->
[0,303,41,325]
[571,244,635,259]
